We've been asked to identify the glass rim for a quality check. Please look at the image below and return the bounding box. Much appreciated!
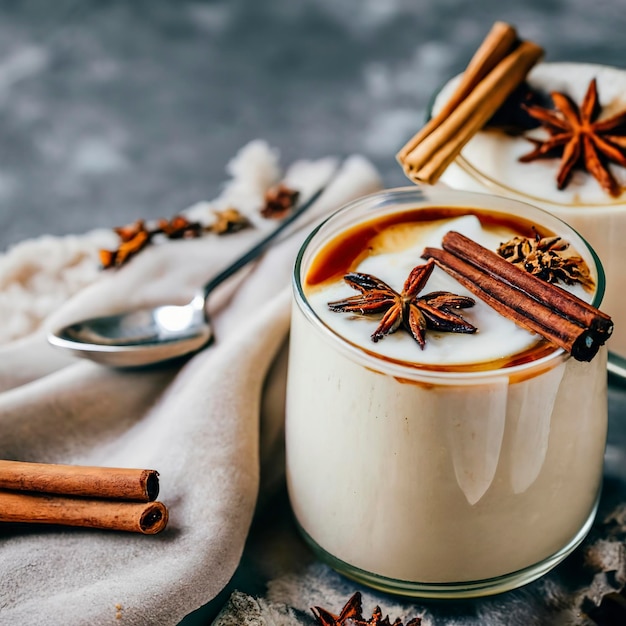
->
[426,63,626,210]
[455,155,625,211]
[292,186,607,383]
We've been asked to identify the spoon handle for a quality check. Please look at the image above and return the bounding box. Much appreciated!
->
[201,173,335,298]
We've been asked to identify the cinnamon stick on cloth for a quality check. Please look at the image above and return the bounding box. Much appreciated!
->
[0,491,168,534]
[397,21,544,184]
[0,142,382,625]
[0,459,160,501]
[0,459,167,533]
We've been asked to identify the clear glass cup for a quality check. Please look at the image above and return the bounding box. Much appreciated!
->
[286,187,608,598]
[429,62,626,379]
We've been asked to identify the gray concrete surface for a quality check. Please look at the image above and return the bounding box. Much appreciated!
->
[0,0,625,250]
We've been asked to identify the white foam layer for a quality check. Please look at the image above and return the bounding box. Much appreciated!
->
[434,63,626,207]
[306,214,593,366]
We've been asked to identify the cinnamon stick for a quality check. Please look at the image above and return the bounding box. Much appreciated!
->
[421,244,609,362]
[0,490,168,534]
[0,460,159,502]
[397,23,544,185]
[441,231,614,338]
[397,21,518,162]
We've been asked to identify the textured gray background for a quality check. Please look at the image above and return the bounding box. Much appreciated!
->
[2,2,626,624]
[1,0,625,251]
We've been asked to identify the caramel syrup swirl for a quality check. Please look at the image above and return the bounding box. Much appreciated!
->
[306,207,545,287]
[305,206,564,374]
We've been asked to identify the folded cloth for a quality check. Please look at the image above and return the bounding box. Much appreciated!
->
[0,141,382,626]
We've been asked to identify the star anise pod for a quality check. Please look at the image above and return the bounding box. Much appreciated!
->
[328,259,476,348]
[261,183,300,219]
[519,78,626,197]
[98,182,293,269]
[210,207,250,234]
[311,592,421,626]
[100,219,152,268]
[311,592,362,626]
[157,215,204,239]
[497,232,595,291]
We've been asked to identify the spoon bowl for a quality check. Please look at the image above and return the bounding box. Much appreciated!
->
[49,294,211,367]
[48,178,333,367]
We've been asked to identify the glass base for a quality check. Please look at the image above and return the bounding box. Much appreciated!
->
[608,351,626,383]
[296,496,600,599]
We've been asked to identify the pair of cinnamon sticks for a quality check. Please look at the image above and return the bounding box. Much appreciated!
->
[0,459,168,534]
[397,21,544,184]
[422,232,613,362]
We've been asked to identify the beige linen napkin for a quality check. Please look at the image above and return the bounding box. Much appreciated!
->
[0,144,381,626]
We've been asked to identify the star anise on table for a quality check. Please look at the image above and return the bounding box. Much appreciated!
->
[327,258,476,349]
[99,208,251,269]
[261,183,300,218]
[156,215,204,239]
[311,592,422,626]
[99,181,298,269]
[209,207,250,234]
[497,232,595,291]
[99,219,151,268]
[519,78,626,197]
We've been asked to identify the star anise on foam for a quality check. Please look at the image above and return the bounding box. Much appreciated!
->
[327,258,476,349]
[311,592,422,626]
[520,78,626,197]
[497,232,595,292]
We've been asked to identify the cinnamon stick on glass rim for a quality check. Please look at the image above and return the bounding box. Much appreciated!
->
[0,490,168,534]
[422,234,612,362]
[397,21,518,161]
[0,460,159,502]
[441,231,613,339]
[396,22,544,185]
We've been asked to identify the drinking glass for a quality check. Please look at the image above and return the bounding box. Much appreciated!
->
[286,187,608,598]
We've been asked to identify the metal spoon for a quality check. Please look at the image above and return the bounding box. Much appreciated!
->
[47,181,332,367]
